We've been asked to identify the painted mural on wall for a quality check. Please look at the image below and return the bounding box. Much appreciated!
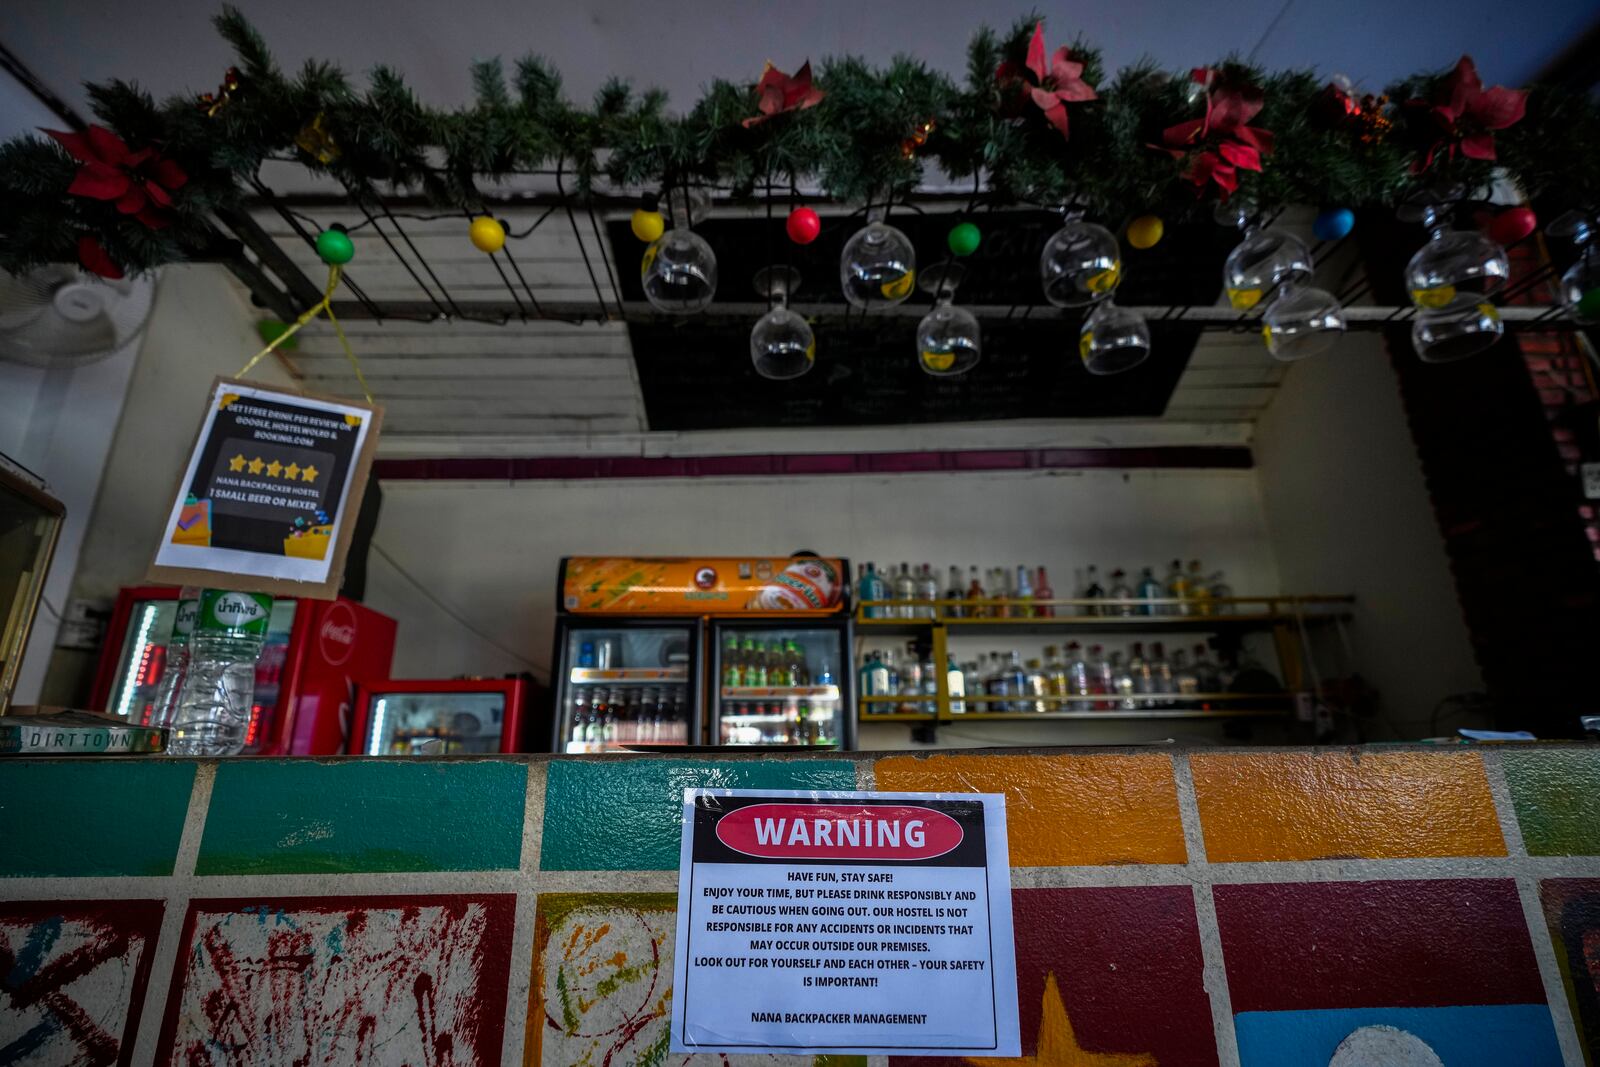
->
[1215,878,1563,1066]
[153,894,515,1066]
[0,899,165,1067]
[1540,878,1600,1063]
[528,893,867,1067]
[894,885,1219,1067]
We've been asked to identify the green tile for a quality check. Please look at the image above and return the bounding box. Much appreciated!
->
[1502,749,1600,856]
[0,760,195,877]
[540,757,857,871]
[197,760,526,874]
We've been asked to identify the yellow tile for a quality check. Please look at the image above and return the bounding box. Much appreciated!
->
[1189,750,1507,862]
[873,753,1186,867]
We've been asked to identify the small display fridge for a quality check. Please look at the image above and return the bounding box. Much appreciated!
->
[91,585,396,754]
[551,556,852,751]
[349,678,531,755]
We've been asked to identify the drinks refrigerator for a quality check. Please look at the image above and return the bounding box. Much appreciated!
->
[90,585,396,754]
[348,678,531,755]
[551,556,854,752]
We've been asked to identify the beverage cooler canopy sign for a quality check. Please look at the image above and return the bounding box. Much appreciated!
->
[562,557,846,614]
[672,788,1018,1056]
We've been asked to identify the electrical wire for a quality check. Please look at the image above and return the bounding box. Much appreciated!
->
[369,541,548,680]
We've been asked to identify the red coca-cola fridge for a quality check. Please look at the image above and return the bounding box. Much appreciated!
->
[347,678,532,755]
[90,585,396,754]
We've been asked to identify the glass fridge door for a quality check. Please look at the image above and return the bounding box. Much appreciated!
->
[104,598,175,725]
[557,624,696,753]
[363,689,508,756]
[713,625,845,747]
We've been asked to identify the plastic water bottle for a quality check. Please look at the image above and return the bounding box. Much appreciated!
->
[168,590,272,756]
[151,588,200,729]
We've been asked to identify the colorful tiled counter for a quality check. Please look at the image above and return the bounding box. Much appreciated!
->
[3,746,1599,1066]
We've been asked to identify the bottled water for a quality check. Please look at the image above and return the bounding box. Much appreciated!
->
[150,589,200,729]
[168,590,272,756]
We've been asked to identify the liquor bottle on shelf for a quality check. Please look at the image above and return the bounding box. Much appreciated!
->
[1209,571,1234,614]
[1136,566,1164,616]
[987,567,1008,616]
[919,650,938,712]
[1065,642,1091,710]
[1080,565,1105,616]
[1086,644,1114,710]
[1033,566,1055,618]
[1107,569,1136,617]
[898,644,924,713]
[1187,560,1212,615]
[916,564,939,619]
[722,634,742,687]
[962,659,985,709]
[1171,649,1199,705]
[966,566,987,617]
[947,653,966,713]
[1011,565,1033,618]
[1004,652,1028,712]
[1192,644,1221,695]
[1024,658,1049,713]
[883,647,902,693]
[984,651,1011,712]
[1149,641,1176,705]
[1109,651,1136,710]
[1165,559,1190,616]
[1128,642,1153,700]
[859,651,891,703]
[858,563,887,619]
[894,563,917,619]
[1042,644,1068,697]
[945,565,966,619]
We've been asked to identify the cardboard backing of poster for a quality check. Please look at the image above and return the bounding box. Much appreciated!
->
[147,378,381,600]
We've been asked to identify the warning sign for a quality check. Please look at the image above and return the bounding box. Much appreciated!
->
[670,788,1019,1056]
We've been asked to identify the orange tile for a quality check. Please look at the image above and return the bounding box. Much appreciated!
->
[1189,750,1507,862]
[873,753,1186,867]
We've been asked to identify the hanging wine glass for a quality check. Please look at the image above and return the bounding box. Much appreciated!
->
[1261,283,1346,361]
[840,207,916,309]
[916,264,981,376]
[749,266,814,380]
[1411,301,1504,363]
[1550,213,1600,325]
[1219,201,1313,311]
[1040,214,1121,308]
[641,186,717,313]
[1079,299,1151,375]
[1404,204,1508,310]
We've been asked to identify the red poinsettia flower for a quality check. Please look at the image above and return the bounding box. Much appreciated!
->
[1405,55,1526,172]
[76,235,124,280]
[1152,69,1274,197]
[42,125,187,229]
[742,61,825,128]
[995,21,1097,139]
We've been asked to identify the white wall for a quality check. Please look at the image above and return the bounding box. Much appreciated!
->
[1254,333,1483,739]
[364,467,1283,747]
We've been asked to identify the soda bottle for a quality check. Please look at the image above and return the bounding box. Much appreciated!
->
[966,566,987,617]
[670,689,687,744]
[795,700,812,744]
[1164,559,1189,616]
[584,689,606,745]
[569,689,590,748]
[1136,567,1164,616]
[722,633,743,688]
[151,588,200,729]
[1014,565,1034,618]
[169,590,271,756]
[945,565,966,619]
[1107,569,1136,617]
[1033,566,1055,618]
[1186,560,1212,615]
[816,656,836,687]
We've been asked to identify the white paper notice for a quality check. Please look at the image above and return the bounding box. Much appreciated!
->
[670,788,1019,1057]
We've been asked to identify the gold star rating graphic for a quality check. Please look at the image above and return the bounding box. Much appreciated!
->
[966,974,1155,1067]
[266,460,283,478]
[228,454,246,472]
[247,457,265,475]
[284,462,300,480]
[300,464,319,483]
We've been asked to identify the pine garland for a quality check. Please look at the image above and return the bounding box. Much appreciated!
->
[2,6,1595,278]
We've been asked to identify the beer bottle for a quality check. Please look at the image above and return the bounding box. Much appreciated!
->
[722,634,743,688]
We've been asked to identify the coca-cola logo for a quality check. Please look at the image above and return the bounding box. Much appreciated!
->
[715,803,963,862]
[318,601,358,666]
